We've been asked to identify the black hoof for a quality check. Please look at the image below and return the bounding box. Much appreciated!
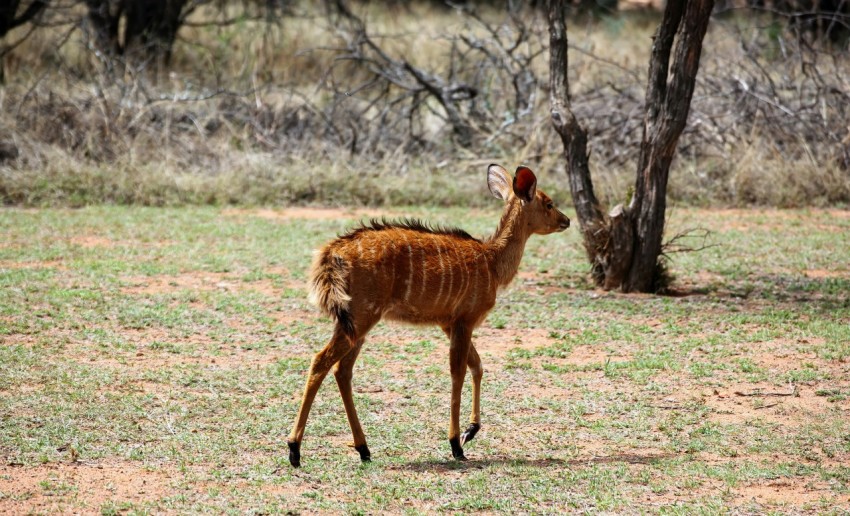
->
[355,444,371,462]
[460,423,481,446]
[288,440,301,468]
[449,436,467,461]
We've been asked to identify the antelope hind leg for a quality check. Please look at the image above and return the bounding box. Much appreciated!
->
[287,325,356,468]
[446,324,472,460]
[334,338,371,463]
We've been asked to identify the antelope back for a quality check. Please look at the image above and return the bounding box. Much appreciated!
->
[312,219,497,328]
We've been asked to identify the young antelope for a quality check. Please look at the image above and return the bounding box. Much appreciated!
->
[287,164,570,466]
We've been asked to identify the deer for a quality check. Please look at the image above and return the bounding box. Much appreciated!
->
[287,164,570,467]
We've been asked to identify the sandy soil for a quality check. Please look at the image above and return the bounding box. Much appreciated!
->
[3,207,848,513]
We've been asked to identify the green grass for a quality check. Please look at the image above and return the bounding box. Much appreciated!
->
[1,206,849,513]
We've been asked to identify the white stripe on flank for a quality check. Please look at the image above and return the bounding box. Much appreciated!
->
[450,248,467,314]
[445,245,454,311]
[388,240,396,293]
[395,234,406,302]
[420,241,428,299]
[468,254,479,310]
[435,245,445,306]
[405,243,414,302]
[460,254,470,308]
[484,251,491,295]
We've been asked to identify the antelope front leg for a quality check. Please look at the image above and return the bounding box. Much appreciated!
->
[446,323,472,460]
[461,344,482,446]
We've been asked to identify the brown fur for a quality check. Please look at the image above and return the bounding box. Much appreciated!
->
[288,164,570,465]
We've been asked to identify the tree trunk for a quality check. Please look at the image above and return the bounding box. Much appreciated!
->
[548,0,714,293]
[547,1,608,282]
[123,0,188,66]
[0,0,48,84]
[84,0,123,58]
[84,0,188,69]
[0,0,47,40]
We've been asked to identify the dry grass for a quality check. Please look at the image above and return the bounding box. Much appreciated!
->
[0,2,848,208]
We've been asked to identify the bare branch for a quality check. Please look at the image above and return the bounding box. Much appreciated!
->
[662,227,717,255]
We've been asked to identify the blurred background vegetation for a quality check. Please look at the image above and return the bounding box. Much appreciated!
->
[0,0,848,207]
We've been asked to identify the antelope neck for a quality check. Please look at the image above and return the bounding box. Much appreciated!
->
[484,199,531,287]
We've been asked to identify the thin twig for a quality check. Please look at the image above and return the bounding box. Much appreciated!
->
[734,385,798,397]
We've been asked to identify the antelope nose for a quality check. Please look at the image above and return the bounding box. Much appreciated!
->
[560,217,570,230]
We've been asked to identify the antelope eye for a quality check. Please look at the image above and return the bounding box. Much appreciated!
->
[546,202,554,210]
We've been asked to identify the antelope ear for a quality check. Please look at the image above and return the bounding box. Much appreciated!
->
[513,166,537,203]
[487,164,512,201]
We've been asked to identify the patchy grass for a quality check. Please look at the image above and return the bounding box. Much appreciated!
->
[1,206,849,513]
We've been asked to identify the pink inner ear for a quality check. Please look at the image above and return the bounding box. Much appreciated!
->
[514,166,536,199]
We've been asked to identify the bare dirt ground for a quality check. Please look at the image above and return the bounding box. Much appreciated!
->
[0,461,176,514]
[2,207,849,513]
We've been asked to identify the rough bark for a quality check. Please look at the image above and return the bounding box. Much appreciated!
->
[0,0,48,83]
[547,0,608,280]
[84,0,189,66]
[0,0,47,39]
[84,0,122,57]
[123,0,188,65]
[548,0,715,292]
[602,204,633,291]
[625,0,715,292]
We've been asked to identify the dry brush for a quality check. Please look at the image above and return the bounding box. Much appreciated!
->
[0,1,848,207]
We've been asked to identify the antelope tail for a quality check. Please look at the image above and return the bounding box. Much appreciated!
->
[308,248,355,338]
